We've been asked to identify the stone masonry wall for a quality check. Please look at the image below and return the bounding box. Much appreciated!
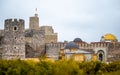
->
[2,19,25,59]
[25,29,45,58]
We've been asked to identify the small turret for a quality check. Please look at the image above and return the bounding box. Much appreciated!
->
[29,8,39,30]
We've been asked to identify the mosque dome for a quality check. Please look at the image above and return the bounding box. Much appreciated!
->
[65,41,79,49]
[102,33,118,42]
[73,38,82,42]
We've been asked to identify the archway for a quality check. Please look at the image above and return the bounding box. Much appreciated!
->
[97,50,105,62]
[99,53,103,61]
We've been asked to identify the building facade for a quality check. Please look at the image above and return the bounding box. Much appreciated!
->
[46,34,120,62]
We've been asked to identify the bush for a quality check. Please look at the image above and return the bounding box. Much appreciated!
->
[0,59,120,75]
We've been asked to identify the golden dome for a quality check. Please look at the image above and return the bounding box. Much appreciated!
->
[103,33,117,42]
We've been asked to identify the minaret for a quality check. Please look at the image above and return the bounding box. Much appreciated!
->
[29,8,39,30]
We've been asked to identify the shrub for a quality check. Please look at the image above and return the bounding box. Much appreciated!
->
[0,59,120,75]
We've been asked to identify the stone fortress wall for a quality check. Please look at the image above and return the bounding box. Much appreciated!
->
[3,19,25,59]
[0,13,120,62]
[0,13,57,59]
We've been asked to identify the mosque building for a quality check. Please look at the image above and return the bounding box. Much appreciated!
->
[46,33,120,62]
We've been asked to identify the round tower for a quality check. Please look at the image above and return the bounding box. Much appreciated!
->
[2,19,25,60]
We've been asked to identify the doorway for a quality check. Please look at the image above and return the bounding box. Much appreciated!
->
[99,53,103,61]
[97,50,104,62]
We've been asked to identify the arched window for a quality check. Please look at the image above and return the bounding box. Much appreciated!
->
[13,26,17,31]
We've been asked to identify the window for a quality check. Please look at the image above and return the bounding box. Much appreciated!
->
[14,47,16,49]
[13,26,17,31]
[15,37,16,39]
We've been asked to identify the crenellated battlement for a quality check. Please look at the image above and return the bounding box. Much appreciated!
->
[90,42,110,48]
[5,19,24,25]
[46,42,111,50]
[4,18,25,31]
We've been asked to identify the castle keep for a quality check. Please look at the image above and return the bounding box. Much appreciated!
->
[3,19,25,59]
[0,13,120,62]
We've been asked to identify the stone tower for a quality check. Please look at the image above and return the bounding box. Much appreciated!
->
[29,14,39,30]
[2,19,25,59]
[40,26,57,43]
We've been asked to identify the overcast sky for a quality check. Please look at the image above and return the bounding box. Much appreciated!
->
[0,0,120,42]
